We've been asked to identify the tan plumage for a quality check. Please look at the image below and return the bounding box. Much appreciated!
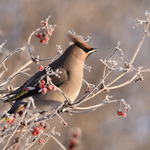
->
[1,34,97,117]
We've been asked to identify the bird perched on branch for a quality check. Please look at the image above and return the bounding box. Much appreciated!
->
[1,34,97,120]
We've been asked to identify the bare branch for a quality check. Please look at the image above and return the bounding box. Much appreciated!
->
[0,40,7,53]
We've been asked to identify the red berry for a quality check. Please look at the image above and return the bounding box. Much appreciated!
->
[70,138,78,145]
[40,39,47,44]
[18,111,23,117]
[45,124,50,129]
[52,86,56,91]
[47,85,53,91]
[10,119,15,124]
[39,138,45,144]
[39,65,44,71]
[32,128,40,136]
[41,80,45,85]
[68,138,79,149]
[39,126,44,131]
[47,30,52,35]
[39,83,45,89]
[43,22,47,26]
[63,122,67,127]
[24,87,29,91]
[117,111,122,116]
[32,127,44,136]
[38,33,43,39]
[122,112,127,117]
[7,115,17,124]
[40,121,45,126]
[7,119,15,124]
[35,33,39,37]
[42,87,47,94]
[88,87,93,92]
[45,36,49,42]
[124,108,128,112]
[85,87,93,93]
[35,33,43,39]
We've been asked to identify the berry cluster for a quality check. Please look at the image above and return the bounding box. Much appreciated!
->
[39,79,56,94]
[67,127,82,150]
[32,126,44,136]
[117,110,127,117]
[32,121,49,136]
[38,65,57,94]
[35,32,51,44]
[35,20,53,44]
[7,116,16,124]
[6,111,23,124]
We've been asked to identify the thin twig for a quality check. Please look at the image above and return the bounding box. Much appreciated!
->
[0,60,33,87]
[75,99,127,111]
[28,26,45,57]
[3,100,31,150]
[50,134,66,150]
[74,69,112,105]
[0,47,25,67]
[129,17,149,67]
[0,40,7,53]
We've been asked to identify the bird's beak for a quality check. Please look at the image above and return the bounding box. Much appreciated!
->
[86,48,98,59]
[88,48,98,55]
[92,48,98,53]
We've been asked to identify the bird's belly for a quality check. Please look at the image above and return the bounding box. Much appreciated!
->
[32,90,64,111]
[32,78,82,111]
[59,79,82,103]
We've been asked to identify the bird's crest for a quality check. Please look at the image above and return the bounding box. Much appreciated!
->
[67,34,92,51]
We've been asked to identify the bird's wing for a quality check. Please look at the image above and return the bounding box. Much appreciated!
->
[50,67,69,87]
[4,67,69,102]
[3,70,45,99]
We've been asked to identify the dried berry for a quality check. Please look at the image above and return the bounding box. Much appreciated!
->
[18,111,23,117]
[124,107,128,112]
[63,122,67,127]
[117,111,122,116]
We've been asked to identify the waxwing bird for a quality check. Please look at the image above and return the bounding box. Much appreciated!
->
[1,34,97,119]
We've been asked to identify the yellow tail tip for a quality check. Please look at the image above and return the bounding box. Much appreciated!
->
[5,118,11,121]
